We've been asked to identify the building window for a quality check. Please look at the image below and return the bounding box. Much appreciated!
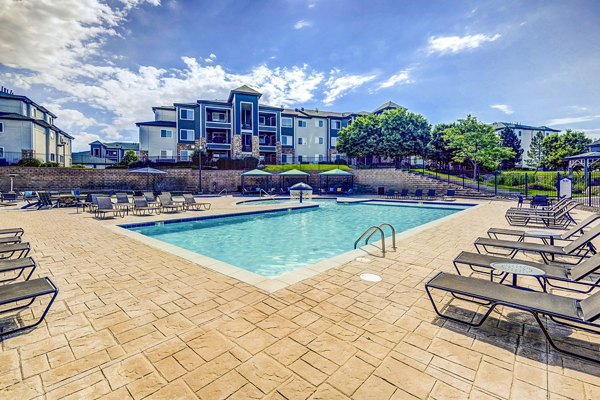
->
[298,120,307,128]
[93,148,100,157]
[282,135,291,146]
[315,137,324,144]
[160,150,173,159]
[213,112,226,122]
[31,108,37,118]
[332,120,341,130]
[315,120,324,128]
[282,117,293,127]
[315,154,322,162]
[180,108,194,120]
[298,137,306,145]
[60,155,64,163]
[281,154,288,164]
[180,129,194,141]
[518,130,522,137]
[298,155,303,163]
[50,153,55,161]
[241,102,253,130]
[0,122,3,133]
[49,117,53,125]
[160,129,172,138]
[259,116,266,125]
[180,150,191,161]
[331,137,338,147]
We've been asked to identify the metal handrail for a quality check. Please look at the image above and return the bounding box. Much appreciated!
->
[218,189,228,196]
[354,226,386,256]
[258,189,275,199]
[366,223,396,250]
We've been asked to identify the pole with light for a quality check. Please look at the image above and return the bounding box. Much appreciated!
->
[192,145,203,194]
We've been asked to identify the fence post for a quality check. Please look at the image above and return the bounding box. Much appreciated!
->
[589,170,592,207]
[525,173,528,198]
[557,172,560,200]
[477,170,480,192]
[462,169,465,188]
[494,171,497,196]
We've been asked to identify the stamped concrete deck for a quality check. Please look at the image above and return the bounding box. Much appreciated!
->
[0,197,599,399]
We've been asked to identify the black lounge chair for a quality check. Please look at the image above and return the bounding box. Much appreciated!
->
[506,197,572,216]
[162,192,185,208]
[182,194,211,211]
[530,194,549,208]
[0,228,24,238]
[114,193,132,215]
[158,194,182,213]
[94,197,125,219]
[488,213,600,243]
[413,189,423,199]
[36,192,57,210]
[443,189,456,201]
[132,197,160,215]
[505,201,579,229]
[426,272,600,363]
[0,277,58,338]
[0,257,36,283]
[399,188,409,198]
[453,250,600,293]
[0,243,30,260]
[427,189,436,199]
[474,223,600,264]
[143,192,158,206]
[385,189,396,199]
[0,236,21,246]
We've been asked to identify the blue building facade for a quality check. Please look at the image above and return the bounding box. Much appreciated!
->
[137,85,402,164]
[89,141,139,164]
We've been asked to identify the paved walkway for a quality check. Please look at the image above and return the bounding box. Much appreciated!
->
[0,197,599,399]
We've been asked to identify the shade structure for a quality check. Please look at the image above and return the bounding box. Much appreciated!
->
[289,182,313,203]
[318,168,354,194]
[279,169,310,192]
[241,169,273,195]
[129,167,167,190]
[289,182,312,191]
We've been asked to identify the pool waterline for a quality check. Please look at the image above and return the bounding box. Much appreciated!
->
[116,200,477,291]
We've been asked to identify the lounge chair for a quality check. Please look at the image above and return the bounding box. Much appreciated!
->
[94,197,125,219]
[182,194,211,211]
[143,192,158,206]
[87,194,108,213]
[115,193,132,215]
[399,188,409,198]
[506,197,571,215]
[425,272,600,363]
[413,189,423,199]
[0,277,58,338]
[158,194,182,213]
[132,197,160,215]
[162,192,185,208]
[443,189,456,201]
[530,194,549,208]
[453,250,600,293]
[36,192,57,210]
[474,223,600,264]
[488,213,600,243]
[0,228,24,238]
[0,236,21,246]
[385,189,396,199]
[427,189,436,199]
[0,243,31,259]
[505,201,579,228]
[0,257,36,283]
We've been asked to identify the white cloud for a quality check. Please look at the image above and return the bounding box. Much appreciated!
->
[71,131,102,152]
[294,20,312,29]
[546,115,600,126]
[490,104,514,115]
[204,53,217,63]
[323,71,376,105]
[308,2,316,8]
[377,70,413,89]
[427,33,501,55]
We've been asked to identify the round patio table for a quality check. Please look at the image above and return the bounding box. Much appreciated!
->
[524,230,561,246]
[490,261,547,292]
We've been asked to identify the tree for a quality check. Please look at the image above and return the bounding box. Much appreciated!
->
[527,131,545,170]
[542,130,591,170]
[378,108,431,166]
[120,150,139,166]
[427,123,454,169]
[336,114,382,158]
[499,127,523,169]
[443,115,515,179]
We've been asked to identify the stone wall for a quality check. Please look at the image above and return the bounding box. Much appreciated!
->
[0,166,469,194]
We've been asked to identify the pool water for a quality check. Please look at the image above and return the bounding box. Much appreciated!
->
[128,201,468,277]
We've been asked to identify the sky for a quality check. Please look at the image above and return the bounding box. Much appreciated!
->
[1,0,600,151]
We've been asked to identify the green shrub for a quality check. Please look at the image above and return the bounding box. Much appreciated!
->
[528,183,556,191]
[16,158,42,167]
[71,164,86,169]
[41,162,60,168]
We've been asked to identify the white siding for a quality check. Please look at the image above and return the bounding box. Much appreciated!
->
[154,109,176,122]
[0,119,33,155]
[0,98,23,115]
[295,118,328,161]
[139,125,177,157]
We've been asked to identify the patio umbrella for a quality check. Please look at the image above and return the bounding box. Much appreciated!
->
[289,182,313,203]
[129,167,166,191]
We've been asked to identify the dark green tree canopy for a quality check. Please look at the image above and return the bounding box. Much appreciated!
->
[526,131,545,170]
[542,130,591,169]
[120,150,139,166]
[427,123,454,166]
[336,113,382,157]
[499,127,523,169]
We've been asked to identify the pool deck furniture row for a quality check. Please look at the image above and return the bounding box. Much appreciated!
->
[0,230,58,339]
[383,188,456,200]
[427,202,600,363]
[90,192,212,219]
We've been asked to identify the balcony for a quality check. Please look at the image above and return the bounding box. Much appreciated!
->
[207,132,229,144]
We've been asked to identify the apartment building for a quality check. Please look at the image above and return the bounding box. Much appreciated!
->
[493,122,561,167]
[0,87,73,166]
[137,85,402,164]
[89,140,139,164]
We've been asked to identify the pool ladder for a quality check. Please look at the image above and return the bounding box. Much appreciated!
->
[354,223,397,256]
[259,189,275,199]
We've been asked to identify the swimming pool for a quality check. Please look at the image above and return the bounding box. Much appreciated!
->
[125,200,472,278]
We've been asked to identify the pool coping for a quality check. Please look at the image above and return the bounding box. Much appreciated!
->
[108,199,482,293]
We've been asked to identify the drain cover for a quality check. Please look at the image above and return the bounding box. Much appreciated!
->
[360,273,382,282]
[355,257,371,263]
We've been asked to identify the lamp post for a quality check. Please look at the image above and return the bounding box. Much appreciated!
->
[192,145,203,194]
[7,173,18,194]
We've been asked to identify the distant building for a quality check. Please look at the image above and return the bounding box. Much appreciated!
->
[89,140,139,164]
[493,122,561,167]
[71,151,116,169]
[137,85,403,164]
[0,87,74,166]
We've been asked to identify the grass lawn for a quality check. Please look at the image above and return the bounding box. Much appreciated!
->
[264,164,352,172]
